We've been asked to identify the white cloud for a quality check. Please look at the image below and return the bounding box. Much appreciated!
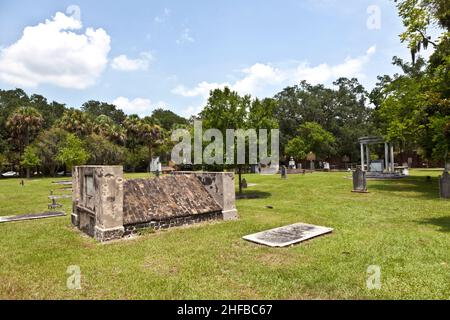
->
[176,28,195,44]
[172,46,376,116]
[172,81,230,99]
[111,52,152,71]
[112,96,165,117]
[294,45,376,84]
[173,46,376,100]
[0,12,110,89]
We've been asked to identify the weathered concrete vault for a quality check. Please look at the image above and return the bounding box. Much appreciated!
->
[72,166,238,241]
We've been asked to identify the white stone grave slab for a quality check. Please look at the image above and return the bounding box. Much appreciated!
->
[243,223,333,247]
[0,211,66,223]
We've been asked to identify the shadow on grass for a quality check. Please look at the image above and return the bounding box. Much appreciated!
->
[417,216,450,232]
[368,176,440,200]
[236,190,271,200]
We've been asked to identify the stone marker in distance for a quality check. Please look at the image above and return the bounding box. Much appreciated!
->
[439,170,450,199]
[243,223,333,247]
[0,211,66,223]
[352,167,368,193]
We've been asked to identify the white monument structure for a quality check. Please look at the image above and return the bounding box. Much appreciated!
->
[358,136,406,179]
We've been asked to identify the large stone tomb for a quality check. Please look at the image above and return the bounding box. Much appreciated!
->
[72,166,238,241]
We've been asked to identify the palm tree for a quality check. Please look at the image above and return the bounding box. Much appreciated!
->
[93,114,114,137]
[140,122,163,161]
[123,115,142,152]
[94,115,126,145]
[6,107,44,177]
[57,109,92,136]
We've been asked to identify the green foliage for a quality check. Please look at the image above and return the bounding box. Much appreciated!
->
[396,0,449,62]
[6,106,44,149]
[56,134,90,169]
[297,122,336,160]
[56,109,93,137]
[81,100,126,125]
[125,146,149,172]
[20,145,41,169]
[0,153,7,171]
[201,87,250,132]
[374,0,450,162]
[151,108,188,131]
[85,134,126,165]
[274,79,372,161]
[285,137,307,160]
[32,127,68,176]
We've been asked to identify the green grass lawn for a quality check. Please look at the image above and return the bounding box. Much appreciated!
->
[1,170,450,299]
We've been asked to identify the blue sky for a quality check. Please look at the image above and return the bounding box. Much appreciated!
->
[0,0,428,117]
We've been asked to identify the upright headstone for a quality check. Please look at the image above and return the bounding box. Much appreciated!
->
[352,167,368,193]
[150,157,161,176]
[306,152,316,171]
[241,178,248,189]
[288,157,296,169]
[439,171,450,199]
[281,166,287,179]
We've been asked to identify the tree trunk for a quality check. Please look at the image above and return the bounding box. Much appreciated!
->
[26,167,30,179]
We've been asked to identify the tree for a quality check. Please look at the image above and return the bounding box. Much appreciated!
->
[123,114,142,152]
[29,94,66,129]
[200,87,250,193]
[285,137,308,162]
[0,153,8,173]
[6,107,43,151]
[140,121,163,162]
[274,79,372,161]
[298,122,336,160]
[373,0,449,164]
[20,146,41,178]
[33,128,68,176]
[151,108,188,131]
[57,109,93,136]
[6,106,43,177]
[395,0,449,63]
[85,134,126,165]
[56,134,90,170]
[81,100,126,125]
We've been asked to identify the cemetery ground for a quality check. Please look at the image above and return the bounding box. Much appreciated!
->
[0,170,449,300]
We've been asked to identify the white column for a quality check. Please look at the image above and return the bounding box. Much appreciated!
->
[384,143,389,172]
[360,143,365,171]
[366,144,371,172]
[390,144,395,172]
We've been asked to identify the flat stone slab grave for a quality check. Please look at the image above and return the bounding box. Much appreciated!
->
[0,211,66,223]
[243,223,333,247]
[52,180,72,185]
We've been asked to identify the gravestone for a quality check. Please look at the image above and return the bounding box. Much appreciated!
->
[280,166,287,179]
[288,157,296,169]
[0,211,66,223]
[241,178,248,189]
[306,152,316,171]
[243,223,333,247]
[439,171,450,199]
[150,157,162,176]
[352,167,368,193]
